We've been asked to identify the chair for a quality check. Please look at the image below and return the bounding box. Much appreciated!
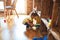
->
[4,0,19,18]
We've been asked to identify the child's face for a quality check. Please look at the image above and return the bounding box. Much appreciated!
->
[31,15,35,19]
[31,15,36,20]
[34,17,36,20]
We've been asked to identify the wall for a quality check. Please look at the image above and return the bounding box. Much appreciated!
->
[41,0,53,18]
[27,0,41,15]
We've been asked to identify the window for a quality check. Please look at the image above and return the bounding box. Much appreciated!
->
[0,1,4,11]
[16,0,27,14]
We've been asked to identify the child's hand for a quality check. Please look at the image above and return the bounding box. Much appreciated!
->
[30,24,34,27]
[32,26,36,30]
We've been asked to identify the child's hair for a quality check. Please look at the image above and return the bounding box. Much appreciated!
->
[31,12,39,16]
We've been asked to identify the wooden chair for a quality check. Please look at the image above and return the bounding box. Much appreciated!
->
[4,0,19,18]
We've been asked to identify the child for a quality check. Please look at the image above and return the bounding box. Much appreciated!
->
[23,11,42,39]
[23,11,40,30]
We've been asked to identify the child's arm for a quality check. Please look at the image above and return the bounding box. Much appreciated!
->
[26,19,34,27]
